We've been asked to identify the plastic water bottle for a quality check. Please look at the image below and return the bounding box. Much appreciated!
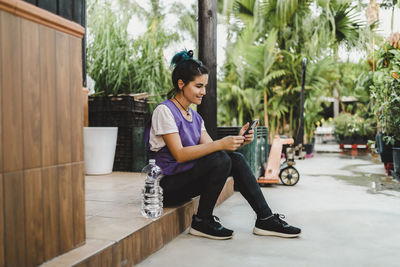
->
[141,159,163,218]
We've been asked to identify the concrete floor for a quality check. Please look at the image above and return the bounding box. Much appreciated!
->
[138,152,400,267]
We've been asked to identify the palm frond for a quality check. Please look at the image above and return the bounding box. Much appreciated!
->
[233,0,257,25]
[276,0,299,25]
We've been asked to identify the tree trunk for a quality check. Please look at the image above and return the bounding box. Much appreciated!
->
[264,89,268,126]
[198,0,217,139]
[289,105,293,137]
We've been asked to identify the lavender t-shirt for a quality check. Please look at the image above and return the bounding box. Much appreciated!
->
[145,99,204,176]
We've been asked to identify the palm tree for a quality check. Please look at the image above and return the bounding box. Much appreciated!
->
[231,0,330,131]
[319,1,364,116]
[219,0,373,142]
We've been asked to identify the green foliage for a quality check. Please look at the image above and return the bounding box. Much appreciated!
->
[328,2,363,48]
[218,82,254,126]
[170,2,198,41]
[87,1,134,96]
[371,39,400,144]
[218,0,375,144]
[333,113,375,140]
[130,20,178,105]
[87,0,181,106]
[354,65,374,103]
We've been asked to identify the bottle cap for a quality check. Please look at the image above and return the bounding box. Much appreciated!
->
[149,159,156,164]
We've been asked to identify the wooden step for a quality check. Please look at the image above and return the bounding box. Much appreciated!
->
[40,172,234,266]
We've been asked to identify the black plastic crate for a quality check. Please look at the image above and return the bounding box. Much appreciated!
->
[216,127,241,139]
[88,96,150,172]
[88,96,148,114]
[216,126,268,178]
[89,111,148,128]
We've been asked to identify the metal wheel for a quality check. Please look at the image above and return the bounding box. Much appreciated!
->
[279,166,300,186]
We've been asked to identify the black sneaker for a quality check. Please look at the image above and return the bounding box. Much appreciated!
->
[253,214,301,238]
[189,215,234,240]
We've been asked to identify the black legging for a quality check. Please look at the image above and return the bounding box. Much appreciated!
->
[160,151,273,219]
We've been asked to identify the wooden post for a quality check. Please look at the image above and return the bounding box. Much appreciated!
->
[198,0,217,139]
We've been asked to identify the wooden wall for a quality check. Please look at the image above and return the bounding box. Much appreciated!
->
[22,0,87,87]
[0,2,85,266]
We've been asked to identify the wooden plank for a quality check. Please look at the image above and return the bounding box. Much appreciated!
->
[4,172,26,266]
[75,245,113,267]
[70,36,84,163]
[82,88,89,127]
[121,236,134,267]
[58,164,74,253]
[42,166,60,261]
[1,11,23,172]
[111,243,122,267]
[37,0,57,14]
[56,31,72,164]
[21,18,41,170]
[72,163,85,246]
[84,254,100,267]
[138,222,163,263]
[0,174,4,267]
[100,246,113,267]
[40,25,57,167]
[132,231,142,265]
[0,11,2,173]
[0,0,85,38]
[24,169,44,266]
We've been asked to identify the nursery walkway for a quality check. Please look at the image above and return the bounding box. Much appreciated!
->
[139,152,400,267]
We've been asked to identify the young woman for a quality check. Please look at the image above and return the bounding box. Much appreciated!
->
[145,50,301,240]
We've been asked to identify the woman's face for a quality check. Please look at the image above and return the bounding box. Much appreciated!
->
[179,74,208,105]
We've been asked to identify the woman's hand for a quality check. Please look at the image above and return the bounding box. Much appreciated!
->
[217,135,245,151]
[239,122,257,146]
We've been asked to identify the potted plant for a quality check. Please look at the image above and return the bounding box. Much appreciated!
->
[371,32,400,179]
[333,113,354,144]
[333,113,375,147]
[84,127,118,175]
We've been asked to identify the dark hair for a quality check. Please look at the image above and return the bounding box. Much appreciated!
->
[167,50,209,99]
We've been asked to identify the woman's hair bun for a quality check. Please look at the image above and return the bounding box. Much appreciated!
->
[171,49,196,67]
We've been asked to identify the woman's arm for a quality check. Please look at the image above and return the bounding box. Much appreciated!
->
[162,132,245,163]
[199,130,213,144]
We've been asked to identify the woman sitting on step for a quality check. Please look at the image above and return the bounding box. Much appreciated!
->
[145,50,301,240]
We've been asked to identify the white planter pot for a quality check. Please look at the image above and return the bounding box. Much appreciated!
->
[84,127,118,175]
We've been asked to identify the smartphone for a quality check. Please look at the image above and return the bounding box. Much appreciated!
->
[242,119,259,136]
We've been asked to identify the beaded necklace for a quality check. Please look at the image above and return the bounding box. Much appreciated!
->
[173,97,190,116]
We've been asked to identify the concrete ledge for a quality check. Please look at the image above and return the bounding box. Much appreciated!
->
[40,173,234,266]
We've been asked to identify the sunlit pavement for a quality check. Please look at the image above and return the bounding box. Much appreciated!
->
[139,152,400,267]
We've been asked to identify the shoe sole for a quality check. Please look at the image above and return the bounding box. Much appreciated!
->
[253,227,301,238]
[189,227,233,240]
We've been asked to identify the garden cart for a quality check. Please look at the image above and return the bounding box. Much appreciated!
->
[258,135,301,186]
